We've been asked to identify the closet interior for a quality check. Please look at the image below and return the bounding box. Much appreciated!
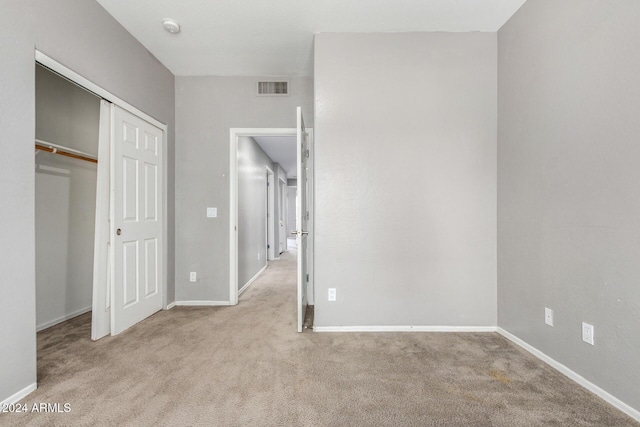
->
[35,64,101,331]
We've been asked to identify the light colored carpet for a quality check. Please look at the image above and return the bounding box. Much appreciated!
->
[2,250,637,426]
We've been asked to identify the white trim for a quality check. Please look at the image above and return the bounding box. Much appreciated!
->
[497,328,640,422]
[165,302,176,310]
[0,383,37,406]
[174,301,233,307]
[35,51,165,130]
[36,306,92,332]
[313,326,498,333]
[239,264,267,296]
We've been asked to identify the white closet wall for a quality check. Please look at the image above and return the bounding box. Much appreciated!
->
[35,65,100,330]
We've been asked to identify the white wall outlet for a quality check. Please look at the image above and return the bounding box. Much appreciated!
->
[189,272,197,282]
[206,207,217,218]
[582,322,594,345]
[328,288,337,302]
[544,307,554,327]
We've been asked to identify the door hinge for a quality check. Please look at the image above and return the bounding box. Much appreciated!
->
[267,244,270,249]
[305,149,309,158]
[306,274,309,282]
[305,211,309,220]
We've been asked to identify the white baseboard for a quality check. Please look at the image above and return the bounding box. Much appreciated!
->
[174,301,232,307]
[1,383,37,406]
[36,306,92,332]
[238,265,267,296]
[165,302,176,310]
[313,326,497,333]
[497,327,640,422]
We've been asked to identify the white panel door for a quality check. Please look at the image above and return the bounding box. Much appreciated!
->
[111,105,163,335]
[296,107,309,332]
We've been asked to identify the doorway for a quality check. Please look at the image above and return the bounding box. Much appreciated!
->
[229,125,314,331]
[266,166,276,261]
[35,52,169,340]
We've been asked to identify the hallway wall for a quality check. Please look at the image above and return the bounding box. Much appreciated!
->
[237,136,274,289]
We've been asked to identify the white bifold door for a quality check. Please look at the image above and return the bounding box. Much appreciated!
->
[110,105,164,335]
[296,107,310,332]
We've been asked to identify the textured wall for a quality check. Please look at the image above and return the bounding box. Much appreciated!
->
[314,32,497,327]
[1,0,175,403]
[0,0,37,404]
[175,76,313,302]
[498,0,640,412]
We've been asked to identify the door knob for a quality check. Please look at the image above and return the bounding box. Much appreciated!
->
[116,228,122,236]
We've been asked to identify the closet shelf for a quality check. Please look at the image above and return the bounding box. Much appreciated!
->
[35,139,98,164]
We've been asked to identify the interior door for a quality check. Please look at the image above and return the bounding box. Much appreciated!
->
[110,105,163,335]
[279,179,286,254]
[296,107,309,332]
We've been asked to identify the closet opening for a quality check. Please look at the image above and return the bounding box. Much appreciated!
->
[34,51,169,344]
[35,63,101,333]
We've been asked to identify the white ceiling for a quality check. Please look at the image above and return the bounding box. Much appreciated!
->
[253,136,298,178]
[96,0,527,76]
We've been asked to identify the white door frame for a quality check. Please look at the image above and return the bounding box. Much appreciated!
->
[35,51,170,338]
[229,128,314,306]
[266,166,276,261]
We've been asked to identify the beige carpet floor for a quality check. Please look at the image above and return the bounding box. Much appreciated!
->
[2,250,637,426]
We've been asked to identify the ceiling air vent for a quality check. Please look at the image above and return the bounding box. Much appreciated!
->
[257,80,289,96]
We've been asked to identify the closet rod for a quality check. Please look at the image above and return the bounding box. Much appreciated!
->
[35,139,98,164]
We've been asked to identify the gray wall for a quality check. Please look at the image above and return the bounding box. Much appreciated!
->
[498,0,640,411]
[175,76,313,302]
[1,0,175,403]
[35,65,100,329]
[314,33,497,327]
[0,0,37,404]
[238,136,273,288]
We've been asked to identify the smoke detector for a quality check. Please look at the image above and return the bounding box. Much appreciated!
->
[162,19,180,34]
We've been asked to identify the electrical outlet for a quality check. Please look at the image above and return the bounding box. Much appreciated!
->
[206,207,217,218]
[582,322,594,345]
[189,272,197,282]
[545,307,554,327]
[328,288,337,302]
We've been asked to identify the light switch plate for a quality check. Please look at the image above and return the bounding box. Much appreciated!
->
[328,288,337,301]
[545,307,554,327]
[207,207,217,218]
